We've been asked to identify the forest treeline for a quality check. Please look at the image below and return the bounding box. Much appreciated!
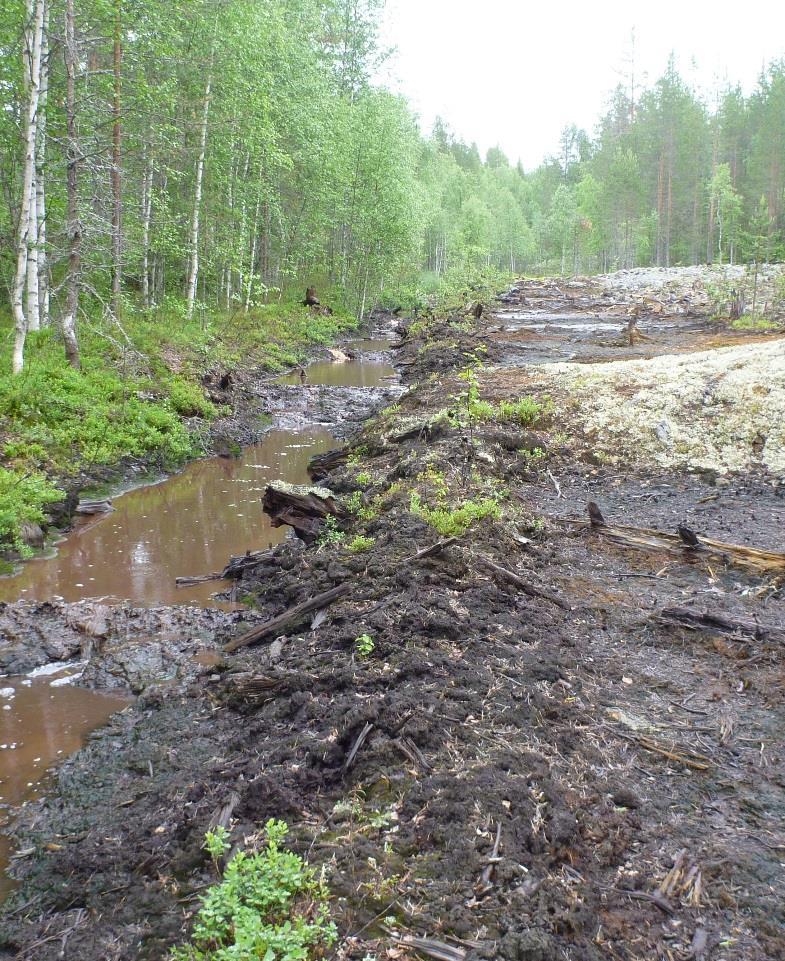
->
[2,0,784,373]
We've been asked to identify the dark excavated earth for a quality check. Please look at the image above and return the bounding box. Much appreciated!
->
[0,283,783,961]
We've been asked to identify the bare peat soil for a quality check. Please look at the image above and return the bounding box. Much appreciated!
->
[1,281,784,961]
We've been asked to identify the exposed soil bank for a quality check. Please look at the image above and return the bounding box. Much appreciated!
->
[1,278,784,961]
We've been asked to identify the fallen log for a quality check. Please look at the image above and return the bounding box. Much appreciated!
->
[176,549,272,587]
[75,498,113,515]
[572,505,785,576]
[308,447,349,481]
[263,482,342,544]
[224,583,350,652]
[408,537,459,562]
[175,572,222,587]
[222,549,272,578]
[660,606,785,642]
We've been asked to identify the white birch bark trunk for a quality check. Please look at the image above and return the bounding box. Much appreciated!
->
[12,0,46,373]
[141,151,152,307]
[26,165,40,331]
[186,66,212,319]
[35,1,49,325]
[62,0,80,368]
[245,185,262,312]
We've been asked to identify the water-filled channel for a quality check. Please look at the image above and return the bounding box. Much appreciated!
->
[0,342,396,896]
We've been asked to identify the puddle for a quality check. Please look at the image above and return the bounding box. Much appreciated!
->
[278,359,396,387]
[0,428,338,608]
[0,666,130,900]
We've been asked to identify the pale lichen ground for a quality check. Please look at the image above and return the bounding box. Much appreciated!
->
[537,339,785,476]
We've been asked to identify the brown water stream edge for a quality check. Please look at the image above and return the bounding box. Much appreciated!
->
[0,341,399,899]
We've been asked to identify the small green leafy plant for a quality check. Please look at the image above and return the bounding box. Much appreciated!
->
[316,515,345,548]
[204,826,231,868]
[347,535,375,553]
[344,491,364,514]
[354,633,375,658]
[170,819,336,961]
[409,490,501,537]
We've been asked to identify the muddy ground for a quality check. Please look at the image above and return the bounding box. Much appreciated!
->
[1,279,784,961]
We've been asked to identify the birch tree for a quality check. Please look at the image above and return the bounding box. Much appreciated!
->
[12,0,45,374]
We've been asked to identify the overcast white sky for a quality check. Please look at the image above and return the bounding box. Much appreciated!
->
[377,0,785,170]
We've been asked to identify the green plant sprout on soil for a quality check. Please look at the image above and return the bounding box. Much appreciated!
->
[347,535,375,553]
[354,633,375,658]
[316,515,345,548]
[170,819,336,961]
[204,826,231,868]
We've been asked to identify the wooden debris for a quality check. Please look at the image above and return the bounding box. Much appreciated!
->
[408,537,459,562]
[388,933,467,961]
[614,887,675,916]
[658,849,704,906]
[660,606,785,642]
[677,524,701,548]
[587,501,606,527]
[342,722,374,775]
[476,554,570,610]
[614,728,711,771]
[476,822,503,894]
[574,505,785,575]
[224,583,350,652]
[394,735,431,770]
[546,469,563,498]
[75,498,113,515]
[308,447,349,481]
[176,549,271,587]
[263,483,342,544]
[223,673,281,699]
[209,791,240,832]
[175,571,223,587]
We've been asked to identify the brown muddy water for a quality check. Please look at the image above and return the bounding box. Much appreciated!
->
[0,345,396,898]
[0,427,337,609]
[0,664,130,899]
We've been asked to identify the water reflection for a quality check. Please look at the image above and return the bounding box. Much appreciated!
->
[0,427,337,607]
[278,359,396,387]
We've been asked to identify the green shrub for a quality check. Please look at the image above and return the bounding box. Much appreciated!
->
[316,515,345,547]
[409,490,501,537]
[730,313,779,331]
[0,468,63,554]
[170,819,336,961]
[347,535,375,553]
[167,377,215,418]
[497,397,543,426]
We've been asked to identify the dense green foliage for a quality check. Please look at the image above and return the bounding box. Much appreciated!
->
[171,820,336,961]
[0,299,356,550]
[1,0,783,551]
[423,57,785,274]
[3,1,783,352]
